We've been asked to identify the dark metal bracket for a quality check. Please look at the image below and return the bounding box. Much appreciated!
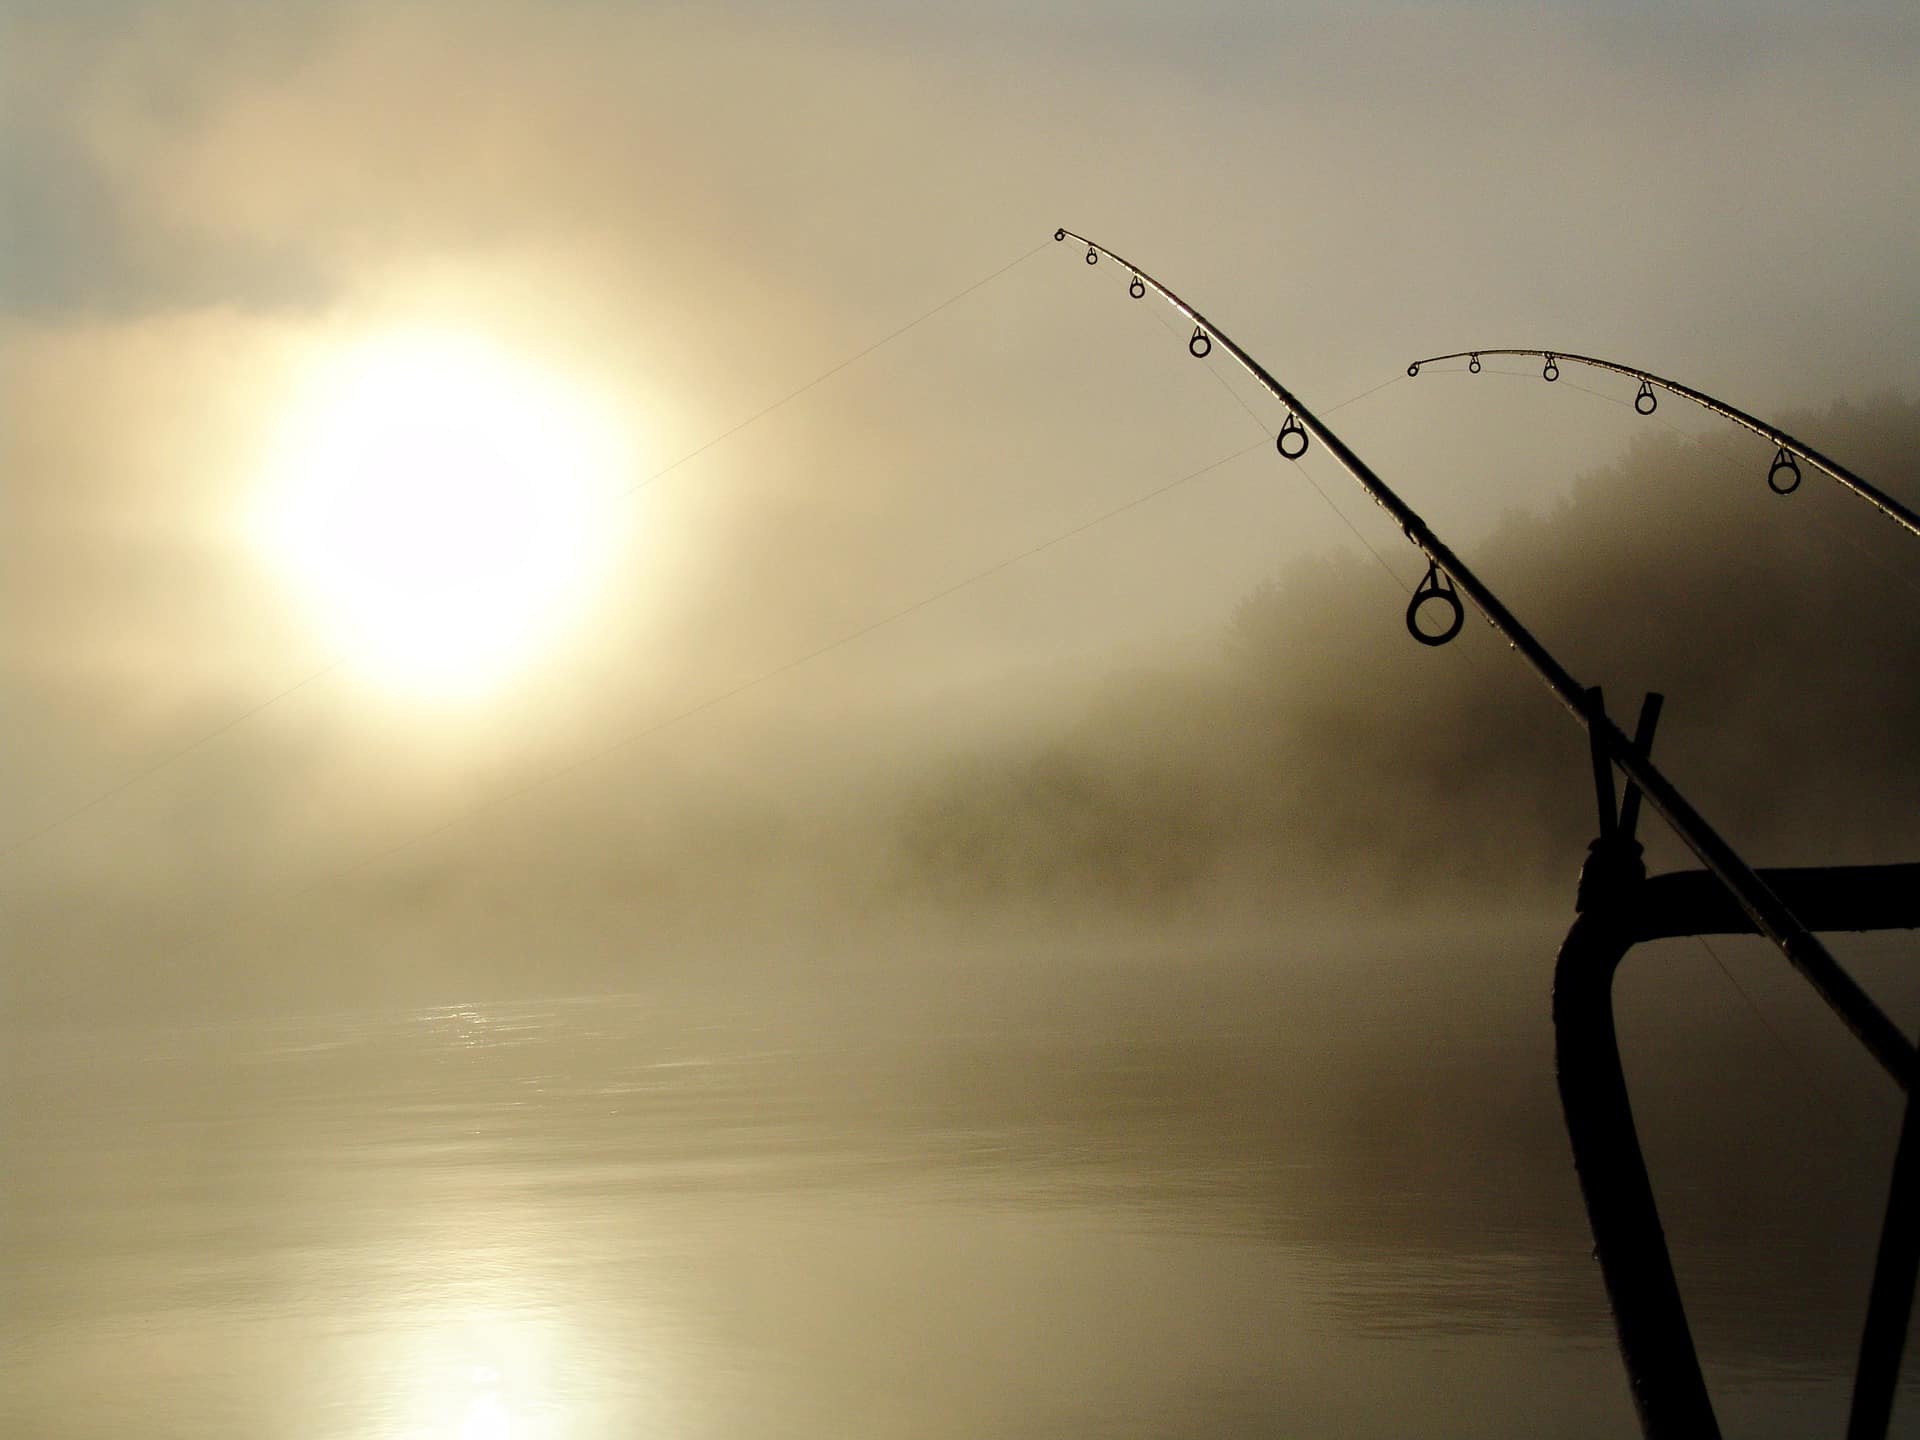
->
[1558,691,1920,1439]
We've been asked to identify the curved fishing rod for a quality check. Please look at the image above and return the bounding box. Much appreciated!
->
[1405,348,1920,543]
[1053,227,1913,1088]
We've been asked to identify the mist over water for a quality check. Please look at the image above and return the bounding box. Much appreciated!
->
[8,924,1916,1439]
[15,398,1920,1023]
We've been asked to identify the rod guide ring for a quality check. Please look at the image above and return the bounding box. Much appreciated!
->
[1407,562,1464,646]
[1768,447,1802,495]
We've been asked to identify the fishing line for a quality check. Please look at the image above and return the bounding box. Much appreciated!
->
[1193,352,1415,594]
[1323,374,1406,415]
[0,659,346,864]
[1290,450,1414,597]
[613,238,1052,503]
[1562,378,1692,434]
[1243,371,1414,598]
[1696,933,1872,1143]
[1,240,1053,865]
[1090,255,1412,593]
[1417,360,1694,439]
[1797,505,1920,607]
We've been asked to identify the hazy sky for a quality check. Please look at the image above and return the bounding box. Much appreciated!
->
[4,0,1918,1015]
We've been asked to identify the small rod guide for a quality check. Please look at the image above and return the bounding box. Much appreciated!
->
[1407,348,1920,544]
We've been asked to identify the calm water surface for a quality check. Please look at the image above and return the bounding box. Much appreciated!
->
[4,941,1914,1438]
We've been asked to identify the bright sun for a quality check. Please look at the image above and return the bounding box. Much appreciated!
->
[258,331,630,699]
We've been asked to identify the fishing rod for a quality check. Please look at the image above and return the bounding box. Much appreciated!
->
[1052,227,1913,1088]
[1405,348,1920,543]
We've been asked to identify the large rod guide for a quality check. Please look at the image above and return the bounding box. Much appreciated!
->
[1406,348,1920,544]
[1054,227,1912,1086]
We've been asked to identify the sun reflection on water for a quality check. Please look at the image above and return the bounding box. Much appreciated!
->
[390,1311,565,1440]
[457,1386,518,1440]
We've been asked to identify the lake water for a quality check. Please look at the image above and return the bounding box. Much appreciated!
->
[5,930,1915,1437]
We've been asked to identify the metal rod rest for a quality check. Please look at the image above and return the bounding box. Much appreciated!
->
[1055,228,1913,1087]
[1557,861,1920,1440]
[1406,348,1920,544]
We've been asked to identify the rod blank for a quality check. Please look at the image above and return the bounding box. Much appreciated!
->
[1408,348,1920,544]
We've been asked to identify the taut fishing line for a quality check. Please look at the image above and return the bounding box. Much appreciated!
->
[1082,252,1411,591]
[1694,934,1870,1142]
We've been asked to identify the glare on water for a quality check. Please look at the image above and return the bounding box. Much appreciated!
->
[4,944,1914,1440]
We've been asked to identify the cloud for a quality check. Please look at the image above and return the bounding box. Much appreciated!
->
[0,2,343,317]
[0,116,334,318]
